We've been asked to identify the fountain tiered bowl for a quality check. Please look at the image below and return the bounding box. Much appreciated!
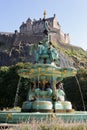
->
[18,64,77,79]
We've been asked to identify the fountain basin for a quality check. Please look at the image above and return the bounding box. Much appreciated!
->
[0,111,87,123]
[21,101,53,112]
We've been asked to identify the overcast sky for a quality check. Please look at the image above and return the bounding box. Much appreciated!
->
[0,0,87,50]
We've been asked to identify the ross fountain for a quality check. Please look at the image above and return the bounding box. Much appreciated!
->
[0,11,87,124]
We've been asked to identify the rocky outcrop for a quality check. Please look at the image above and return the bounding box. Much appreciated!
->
[0,32,87,69]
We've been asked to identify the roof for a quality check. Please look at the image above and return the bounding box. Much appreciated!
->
[20,17,55,28]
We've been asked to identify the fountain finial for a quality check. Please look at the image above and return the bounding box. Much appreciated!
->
[43,10,46,19]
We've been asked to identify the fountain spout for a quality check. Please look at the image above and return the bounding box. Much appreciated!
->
[75,76,86,111]
[14,77,21,107]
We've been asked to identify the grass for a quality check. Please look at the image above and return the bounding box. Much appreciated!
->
[6,118,87,130]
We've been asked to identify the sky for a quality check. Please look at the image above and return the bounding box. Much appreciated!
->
[0,0,87,50]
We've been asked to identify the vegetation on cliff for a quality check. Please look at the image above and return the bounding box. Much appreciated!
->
[53,41,87,69]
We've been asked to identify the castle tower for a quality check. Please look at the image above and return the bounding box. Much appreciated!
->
[26,18,33,35]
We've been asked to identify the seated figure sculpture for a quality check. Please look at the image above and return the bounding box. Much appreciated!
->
[52,82,65,102]
[35,81,52,101]
[45,82,52,97]
[28,82,37,101]
[52,82,72,111]
[33,81,53,111]
[48,42,59,62]
[56,82,65,101]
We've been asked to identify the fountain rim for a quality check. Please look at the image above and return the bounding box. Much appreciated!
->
[18,63,77,79]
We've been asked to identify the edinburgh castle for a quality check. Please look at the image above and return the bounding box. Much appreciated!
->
[19,14,70,44]
[0,13,70,47]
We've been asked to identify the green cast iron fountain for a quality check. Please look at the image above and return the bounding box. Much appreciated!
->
[18,38,77,113]
[18,11,77,113]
